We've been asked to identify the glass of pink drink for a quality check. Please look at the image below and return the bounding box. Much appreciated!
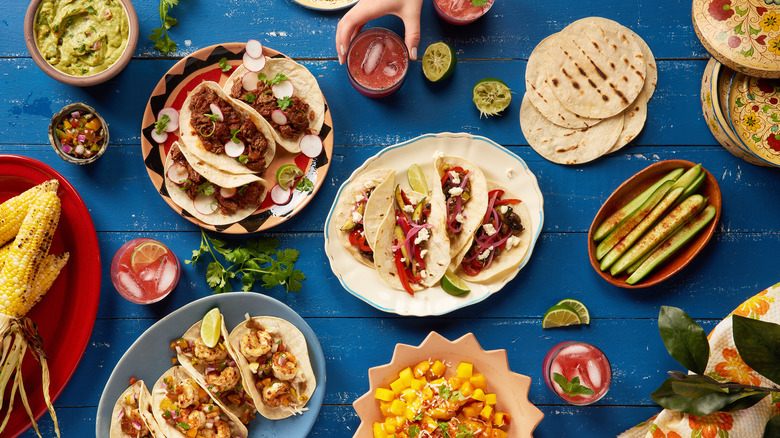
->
[110,238,180,304]
[434,0,495,25]
[542,341,612,405]
[346,27,409,98]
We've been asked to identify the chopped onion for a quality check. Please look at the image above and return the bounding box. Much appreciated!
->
[224,139,245,158]
[243,52,266,72]
[299,134,323,158]
[77,134,86,143]
[245,39,263,58]
[241,72,260,91]
[132,422,142,431]
[271,80,294,99]
[158,108,180,132]
[166,162,189,185]
[270,184,292,205]
[60,143,72,154]
[390,223,431,251]
[209,103,224,122]
[271,110,288,125]
[220,187,236,198]
[71,111,81,119]
[116,410,124,420]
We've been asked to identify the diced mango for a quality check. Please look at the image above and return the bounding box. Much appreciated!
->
[422,386,434,400]
[404,406,418,421]
[461,403,481,419]
[411,377,426,391]
[456,362,473,379]
[448,376,465,390]
[383,416,397,434]
[469,373,487,390]
[389,399,407,416]
[460,381,474,397]
[429,406,448,420]
[398,367,414,387]
[431,360,446,378]
[480,404,493,421]
[390,377,406,394]
[472,388,486,401]
[485,393,497,405]
[379,401,391,417]
[491,429,508,438]
[430,378,445,386]
[413,360,430,378]
[375,387,395,402]
[373,422,387,438]
[400,388,417,403]
[493,412,511,427]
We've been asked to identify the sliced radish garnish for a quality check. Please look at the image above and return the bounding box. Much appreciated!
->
[245,39,263,59]
[242,72,260,91]
[243,52,266,72]
[209,104,224,122]
[272,80,294,99]
[299,134,323,158]
[224,139,245,157]
[193,194,219,215]
[220,187,236,198]
[166,162,189,185]
[151,129,168,144]
[271,110,288,125]
[270,184,292,205]
[157,108,179,132]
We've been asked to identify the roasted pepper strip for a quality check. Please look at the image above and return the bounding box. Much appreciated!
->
[394,244,414,295]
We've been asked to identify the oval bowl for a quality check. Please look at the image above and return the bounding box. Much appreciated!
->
[587,160,721,289]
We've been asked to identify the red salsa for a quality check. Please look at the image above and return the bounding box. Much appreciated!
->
[54,109,105,158]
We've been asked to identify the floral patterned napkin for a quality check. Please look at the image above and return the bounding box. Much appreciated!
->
[619,281,780,438]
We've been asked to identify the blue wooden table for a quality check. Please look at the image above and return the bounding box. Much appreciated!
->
[2,0,779,436]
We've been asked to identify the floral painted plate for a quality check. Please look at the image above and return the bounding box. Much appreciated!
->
[292,0,358,11]
[726,72,780,167]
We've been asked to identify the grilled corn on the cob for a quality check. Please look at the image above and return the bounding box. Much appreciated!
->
[0,180,58,247]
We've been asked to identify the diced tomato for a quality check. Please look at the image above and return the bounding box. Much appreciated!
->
[349,228,362,246]
[461,260,481,276]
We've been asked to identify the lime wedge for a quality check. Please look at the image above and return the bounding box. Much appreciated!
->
[542,304,582,328]
[422,42,456,82]
[473,78,512,117]
[556,299,590,325]
[130,241,168,273]
[407,164,428,194]
[276,164,304,191]
[441,271,470,296]
[200,308,222,348]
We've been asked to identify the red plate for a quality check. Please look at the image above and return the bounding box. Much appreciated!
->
[0,155,101,438]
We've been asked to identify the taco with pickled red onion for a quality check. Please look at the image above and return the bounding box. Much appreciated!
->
[110,380,164,438]
[455,182,532,283]
[164,142,268,226]
[179,81,276,176]
[333,168,396,267]
[373,186,450,294]
[228,316,317,420]
[151,366,248,438]
[224,57,326,153]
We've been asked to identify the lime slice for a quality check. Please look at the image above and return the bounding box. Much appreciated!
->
[422,42,456,82]
[130,241,168,273]
[407,164,428,194]
[276,164,304,191]
[556,299,590,325]
[200,308,222,348]
[472,78,512,117]
[542,304,582,328]
[441,271,470,296]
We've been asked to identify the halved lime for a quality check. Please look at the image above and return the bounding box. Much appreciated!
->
[407,164,428,194]
[130,241,168,273]
[556,299,590,325]
[473,78,512,117]
[422,42,456,82]
[276,164,304,191]
[542,304,582,328]
[200,308,223,348]
[441,271,470,296]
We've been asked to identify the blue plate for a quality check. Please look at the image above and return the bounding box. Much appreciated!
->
[95,293,326,437]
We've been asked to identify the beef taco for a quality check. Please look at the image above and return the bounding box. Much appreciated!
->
[151,366,248,438]
[228,316,317,420]
[165,142,268,226]
[110,380,164,438]
[224,57,326,153]
[373,186,450,294]
[455,182,533,283]
[179,81,276,175]
[333,168,395,267]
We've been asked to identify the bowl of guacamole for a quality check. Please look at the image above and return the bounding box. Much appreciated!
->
[24,0,138,86]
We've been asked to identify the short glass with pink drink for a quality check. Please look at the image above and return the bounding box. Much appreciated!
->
[434,0,495,25]
[110,238,180,304]
[542,341,612,405]
[346,27,409,98]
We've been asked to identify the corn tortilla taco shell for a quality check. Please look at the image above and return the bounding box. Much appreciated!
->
[110,380,165,438]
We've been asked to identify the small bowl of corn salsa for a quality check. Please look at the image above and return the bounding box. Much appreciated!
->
[48,102,109,164]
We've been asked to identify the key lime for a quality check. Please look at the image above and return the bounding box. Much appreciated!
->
[276,164,304,191]
[542,304,582,328]
[407,164,428,194]
[200,308,222,348]
[472,78,512,117]
[441,271,470,296]
[422,42,456,82]
[556,299,590,325]
[130,241,168,273]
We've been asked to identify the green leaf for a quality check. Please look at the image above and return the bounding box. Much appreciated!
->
[277,248,300,266]
[750,25,761,36]
[693,430,703,438]
[552,373,595,397]
[762,105,773,113]
[733,315,780,384]
[225,247,250,265]
[277,96,293,111]
[287,270,305,292]
[721,390,768,411]
[295,177,314,192]
[718,429,729,438]
[240,272,255,291]
[659,306,710,375]
[734,22,745,35]
[742,46,755,58]
[219,57,231,72]
[408,425,421,437]
[206,262,225,289]
[764,416,780,438]
[651,375,762,416]
[437,422,450,438]
[247,238,279,254]
[735,5,748,16]
[471,0,487,5]
[438,384,451,399]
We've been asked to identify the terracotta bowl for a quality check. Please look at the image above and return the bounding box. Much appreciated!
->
[587,160,721,289]
[48,103,109,164]
[23,0,138,87]
[352,332,544,438]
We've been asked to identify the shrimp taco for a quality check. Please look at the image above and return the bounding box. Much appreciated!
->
[179,81,276,176]
[333,168,396,267]
[164,142,268,226]
[151,366,248,438]
[455,182,533,283]
[224,57,326,153]
[373,186,450,294]
[110,380,164,438]
[228,316,317,420]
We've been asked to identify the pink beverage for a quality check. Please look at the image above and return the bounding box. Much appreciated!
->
[110,238,180,304]
[434,0,495,25]
[346,28,409,98]
[542,341,612,405]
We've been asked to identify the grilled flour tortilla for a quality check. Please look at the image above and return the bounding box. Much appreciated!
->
[333,168,396,267]
[224,57,326,154]
[228,316,317,420]
[179,81,277,175]
[110,380,164,438]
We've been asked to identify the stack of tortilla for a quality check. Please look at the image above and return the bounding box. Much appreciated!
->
[520,17,658,165]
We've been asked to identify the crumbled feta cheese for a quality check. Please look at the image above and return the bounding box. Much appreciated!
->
[499,205,509,214]
[455,213,466,223]
[400,257,406,263]
[363,181,374,189]
[482,223,497,236]
[477,247,494,261]
[403,204,415,213]
[355,194,364,203]
[449,171,460,185]
[414,228,430,245]
[448,187,463,197]
[420,249,428,258]
[506,168,514,179]
[352,211,363,222]
[433,150,444,160]
[505,235,522,250]
[419,270,428,278]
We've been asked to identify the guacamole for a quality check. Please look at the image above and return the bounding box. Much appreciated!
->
[34,0,129,77]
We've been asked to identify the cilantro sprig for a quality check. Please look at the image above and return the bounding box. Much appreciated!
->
[219,57,231,72]
[295,177,314,192]
[150,0,179,55]
[552,373,595,397]
[187,231,306,293]
[154,114,170,135]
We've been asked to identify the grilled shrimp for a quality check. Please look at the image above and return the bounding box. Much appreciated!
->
[120,409,150,437]
[271,351,299,381]
[240,329,273,358]
[194,338,228,362]
[214,420,231,438]
[176,410,205,434]
[206,366,240,392]
[177,382,199,408]
[261,380,292,407]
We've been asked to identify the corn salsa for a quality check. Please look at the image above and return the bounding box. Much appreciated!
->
[373,359,510,438]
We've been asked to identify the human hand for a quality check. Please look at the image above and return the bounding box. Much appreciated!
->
[335,0,424,64]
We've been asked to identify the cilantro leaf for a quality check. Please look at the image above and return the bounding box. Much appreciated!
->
[437,421,450,438]
[219,57,231,72]
[150,0,179,55]
[154,114,170,135]
[438,384,451,399]
[456,424,474,438]
[243,92,257,103]
[408,425,421,437]
[277,96,293,111]
[295,177,314,192]
[269,73,288,85]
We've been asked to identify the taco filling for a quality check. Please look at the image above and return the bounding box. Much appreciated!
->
[440,165,473,236]
[116,392,151,437]
[389,186,434,295]
[340,186,376,263]
[156,374,243,437]
[188,87,271,174]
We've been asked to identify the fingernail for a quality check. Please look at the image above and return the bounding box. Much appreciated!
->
[339,44,346,56]
[411,47,417,60]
